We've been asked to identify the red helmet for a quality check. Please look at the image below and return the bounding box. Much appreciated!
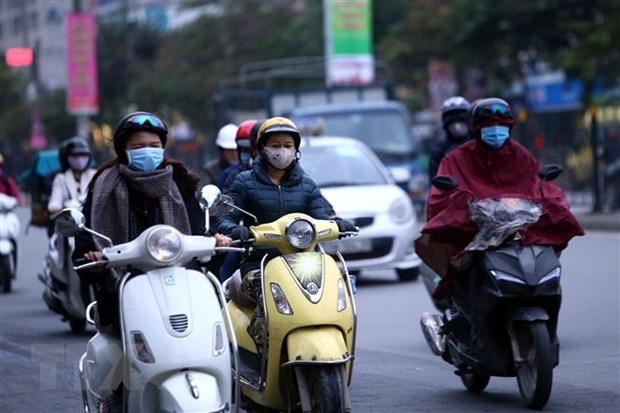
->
[235,119,259,149]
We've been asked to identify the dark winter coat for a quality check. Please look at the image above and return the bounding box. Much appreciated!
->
[214,158,331,272]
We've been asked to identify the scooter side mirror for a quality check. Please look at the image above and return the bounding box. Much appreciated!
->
[199,185,221,210]
[54,208,86,237]
[432,175,459,191]
[538,164,563,182]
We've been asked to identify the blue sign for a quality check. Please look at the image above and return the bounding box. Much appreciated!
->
[526,72,583,112]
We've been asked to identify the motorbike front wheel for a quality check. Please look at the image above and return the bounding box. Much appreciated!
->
[0,254,13,293]
[302,365,345,413]
[514,321,553,410]
[69,317,87,333]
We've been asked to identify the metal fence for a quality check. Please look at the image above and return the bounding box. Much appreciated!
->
[514,105,620,212]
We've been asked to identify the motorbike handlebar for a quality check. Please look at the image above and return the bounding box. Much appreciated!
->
[214,246,247,253]
[74,260,107,272]
[338,228,360,239]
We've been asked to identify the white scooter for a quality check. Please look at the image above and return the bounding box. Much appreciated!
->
[40,199,92,332]
[0,193,20,293]
[56,187,241,413]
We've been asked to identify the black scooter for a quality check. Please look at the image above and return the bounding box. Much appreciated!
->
[420,165,564,410]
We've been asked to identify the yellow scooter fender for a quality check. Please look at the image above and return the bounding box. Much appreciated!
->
[284,326,351,366]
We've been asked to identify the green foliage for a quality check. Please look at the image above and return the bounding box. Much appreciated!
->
[0,62,29,145]
[3,0,618,147]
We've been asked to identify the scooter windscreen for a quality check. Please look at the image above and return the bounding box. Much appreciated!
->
[465,198,542,251]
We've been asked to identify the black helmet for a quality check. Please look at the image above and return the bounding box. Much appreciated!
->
[441,96,471,127]
[470,98,516,132]
[113,111,168,160]
[59,137,91,171]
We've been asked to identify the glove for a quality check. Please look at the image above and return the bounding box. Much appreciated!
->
[230,225,251,241]
[336,219,357,233]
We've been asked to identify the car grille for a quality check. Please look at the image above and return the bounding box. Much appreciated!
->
[339,237,393,261]
[169,314,189,333]
[352,216,374,228]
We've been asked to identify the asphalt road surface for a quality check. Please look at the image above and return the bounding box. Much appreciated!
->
[1,207,618,412]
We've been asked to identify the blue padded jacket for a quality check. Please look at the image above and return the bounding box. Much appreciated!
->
[214,158,330,235]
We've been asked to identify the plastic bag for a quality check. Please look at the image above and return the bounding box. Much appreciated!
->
[465,198,542,251]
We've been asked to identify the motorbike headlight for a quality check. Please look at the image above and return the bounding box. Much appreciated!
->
[389,197,414,224]
[285,219,316,250]
[213,322,226,356]
[146,227,183,263]
[337,278,347,312]
[131,331,155,363]
[270,283,293,315]
[539,267,561,284]
[490,270,526,285]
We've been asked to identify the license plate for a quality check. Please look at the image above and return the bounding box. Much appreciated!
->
[337,238,373,254]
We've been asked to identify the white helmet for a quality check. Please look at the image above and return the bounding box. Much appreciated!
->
[215,123,238,149]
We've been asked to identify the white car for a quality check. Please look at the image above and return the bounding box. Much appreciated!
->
[299,137,422,281]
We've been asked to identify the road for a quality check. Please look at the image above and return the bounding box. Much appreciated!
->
[1,207,619,412]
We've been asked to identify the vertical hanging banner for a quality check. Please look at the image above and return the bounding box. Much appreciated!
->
[324,0,374,86]
[66,13,99,115]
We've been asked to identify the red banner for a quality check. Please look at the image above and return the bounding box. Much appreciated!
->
[66,13,99,115]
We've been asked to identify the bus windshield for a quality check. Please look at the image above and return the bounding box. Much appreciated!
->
[294,110,415,157]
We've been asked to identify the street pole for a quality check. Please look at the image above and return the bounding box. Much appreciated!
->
[590,108,601,213]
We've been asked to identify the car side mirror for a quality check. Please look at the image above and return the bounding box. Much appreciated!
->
[431,175,458,191]
[538,164,563,182]
[54,208,86,237]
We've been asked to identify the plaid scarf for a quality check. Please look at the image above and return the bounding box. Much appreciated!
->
[90,163,191,249]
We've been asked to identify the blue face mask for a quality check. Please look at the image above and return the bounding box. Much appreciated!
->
[480,125,510,148]
[239,151,253,167]
[126,147,164,172]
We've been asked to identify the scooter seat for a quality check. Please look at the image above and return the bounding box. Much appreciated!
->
[229,270,256,309]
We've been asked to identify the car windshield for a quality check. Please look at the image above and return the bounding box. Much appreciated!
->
[300,144,389,187]
[294,110,415,156]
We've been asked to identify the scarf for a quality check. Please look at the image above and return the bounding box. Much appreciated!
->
[90,163,191,249]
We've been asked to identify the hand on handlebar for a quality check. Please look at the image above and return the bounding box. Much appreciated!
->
[230,225,251,241]
[81,251,105,273]
[336,219,359,238]
[213,233,233,247]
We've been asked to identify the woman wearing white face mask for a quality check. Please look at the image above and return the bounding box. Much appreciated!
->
[213,116,355,351]
[47,137,97,215]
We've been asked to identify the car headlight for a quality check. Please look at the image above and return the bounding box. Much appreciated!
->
[389,197,413,224]
[285,219,316,250]
[146,227,183,263]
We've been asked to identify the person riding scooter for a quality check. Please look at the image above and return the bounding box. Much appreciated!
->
[40,138,97,330]
[415,97,584,344]
[428,96,472,181]
[75,110,232,413]
[417,97,584,299]
[48,136,96,215]
[213,116,356,352]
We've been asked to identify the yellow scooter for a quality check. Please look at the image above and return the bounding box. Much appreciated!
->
[223,211,358,413]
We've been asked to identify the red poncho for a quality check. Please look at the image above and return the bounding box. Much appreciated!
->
[415,138,585,299]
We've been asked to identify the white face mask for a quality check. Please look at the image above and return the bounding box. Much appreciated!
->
[68,155,90,172]
[263,147,296,170]
[447,121,469,139]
